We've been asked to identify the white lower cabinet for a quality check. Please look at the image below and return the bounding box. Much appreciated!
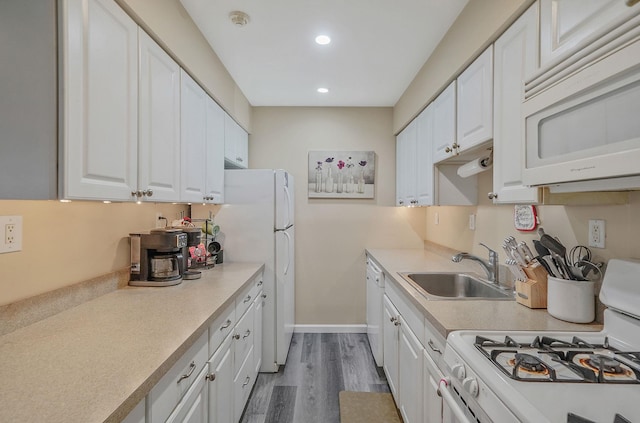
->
[398,315,423,423]
[208,335,234,423]
[423,349,444,423]
[122,399,145,423]
[382,295,400,397]
[382,294,425,423]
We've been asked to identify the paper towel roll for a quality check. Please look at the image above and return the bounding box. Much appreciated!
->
[457,156,492,178]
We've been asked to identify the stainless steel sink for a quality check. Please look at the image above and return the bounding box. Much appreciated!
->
[398,272,514,300]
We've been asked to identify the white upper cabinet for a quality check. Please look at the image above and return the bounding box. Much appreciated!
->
[539,0,633,69]
[456,46,493,152]
[138,28,181,202]
[180,70,208,203]
[60,0,138,201]
[205,97,225,203]
[395,120,417,206]
[492,3,540,204]
[431,81,457,163]
[224,115,249,169]
[415,105,434,206]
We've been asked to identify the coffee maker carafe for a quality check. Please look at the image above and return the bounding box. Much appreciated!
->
[129,229,188,287]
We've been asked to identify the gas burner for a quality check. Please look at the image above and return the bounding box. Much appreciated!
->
[475,335,523,349]
[586,355,624,374]
[515,353,548,373]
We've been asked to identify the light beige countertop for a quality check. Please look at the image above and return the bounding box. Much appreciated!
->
[366,247,602,338]
[0,262,264,423]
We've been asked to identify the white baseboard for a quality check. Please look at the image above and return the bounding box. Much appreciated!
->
[294,324,367,334]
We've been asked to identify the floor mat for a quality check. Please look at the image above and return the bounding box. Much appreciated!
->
[338,391,402,423]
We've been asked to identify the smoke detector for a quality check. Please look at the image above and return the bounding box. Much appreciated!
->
[229,11,250,27]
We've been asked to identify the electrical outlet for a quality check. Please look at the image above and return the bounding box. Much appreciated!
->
[588,219,606,249]
[0,216,22,253]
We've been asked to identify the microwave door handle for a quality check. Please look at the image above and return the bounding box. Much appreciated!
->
[283,230,292,276]
[438,378,473,423]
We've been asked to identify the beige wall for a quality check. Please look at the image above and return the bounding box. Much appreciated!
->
[426,171,640,277]
[393,0,534,134]
[0,201,188,306]
[246,107,426,325]
[116,0,252,131]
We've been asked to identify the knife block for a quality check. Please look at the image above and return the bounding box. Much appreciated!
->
[515,263,548,309]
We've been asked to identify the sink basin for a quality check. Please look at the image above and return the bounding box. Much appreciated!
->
[399,272,514,300]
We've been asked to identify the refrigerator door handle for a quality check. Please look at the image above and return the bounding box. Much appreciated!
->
[283,230,292,276]
[283,185,293,228]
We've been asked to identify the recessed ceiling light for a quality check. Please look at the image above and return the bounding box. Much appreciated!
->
[315,35,331,45]
[317,88,329,93]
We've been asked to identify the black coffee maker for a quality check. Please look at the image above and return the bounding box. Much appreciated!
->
[129,229,188,287]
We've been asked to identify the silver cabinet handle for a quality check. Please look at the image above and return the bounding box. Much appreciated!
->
[206,372,216,382]
[488,192,498,200]
[428,339,442,355]
[394,320,401,327]
[262,294,267,299]
[243,295,252,303]
[131,190,142,198]
[178,361,196,384]
[233,333,240,340]
[257,280,263,287]
[144,189,153,197]
[243,329,251,339]
[220,319,232,331]
[390,317,397,323]
[242,376,250,388]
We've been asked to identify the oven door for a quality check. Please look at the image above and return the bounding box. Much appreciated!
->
[438,378,474,423]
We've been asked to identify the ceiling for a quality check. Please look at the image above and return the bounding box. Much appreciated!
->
[179,0,469,107]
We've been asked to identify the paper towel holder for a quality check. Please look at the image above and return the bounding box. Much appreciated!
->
[457,150,493,178]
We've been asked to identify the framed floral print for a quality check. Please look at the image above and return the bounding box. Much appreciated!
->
[308,151,375,198]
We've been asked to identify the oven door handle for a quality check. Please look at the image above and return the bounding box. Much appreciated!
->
[438,377,473,423]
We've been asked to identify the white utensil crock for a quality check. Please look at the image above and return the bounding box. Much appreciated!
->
[547,276,595,323]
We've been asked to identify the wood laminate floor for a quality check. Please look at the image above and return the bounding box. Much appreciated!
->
[240,333,390,423]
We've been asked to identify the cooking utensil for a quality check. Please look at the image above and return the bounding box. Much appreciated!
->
[541,255,563,278]
[517,241,533,263]
[569,245,592,267]
[532,240,550,257]
[506,259,527,281]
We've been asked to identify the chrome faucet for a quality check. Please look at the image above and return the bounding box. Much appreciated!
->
[452,243,499,285]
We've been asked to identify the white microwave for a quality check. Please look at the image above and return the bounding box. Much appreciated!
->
[522,24,640,189]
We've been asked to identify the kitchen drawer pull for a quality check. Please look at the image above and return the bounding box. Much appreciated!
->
[244,295,252,303]
[488,192,498,200]
[390,317,397,323]
[233,333,241,340]
[257,280,263,287]
[262,294,267,299]
[178,361,196,384]
[428,339,442,355]
[243,329,251,339]
[242,376,250,388]
[220,319,232,331]
[206,372,216,382]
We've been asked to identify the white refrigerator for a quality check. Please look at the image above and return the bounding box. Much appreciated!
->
[214,169,295,372]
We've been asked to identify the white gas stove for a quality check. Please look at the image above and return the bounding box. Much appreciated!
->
[441,259,640,423]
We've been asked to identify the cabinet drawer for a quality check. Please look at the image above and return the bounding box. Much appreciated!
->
[233,347,255,422]
[235,274,263,319]
[233,301,255,377]
[424,317,445,369]
[208,302,235,356]
[149,330,208,422]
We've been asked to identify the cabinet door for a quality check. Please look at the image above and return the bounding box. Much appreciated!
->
[167,366,209,423]
[208,335,234,423]
[205,97,225,203]
[423,350,443,423]
[138,28,181,202]
[121,398,145,423]
[456,46,493,152]
[396,120,417,206]
[432,81,457,163]
[492,3,540,204]
[224,115,248,169]
[398,316,423,423]
[253,291,264,376]
[540,0,632,68]
[416,104,434,206]
[382,295,399,397]
[60,0,138,201]
[180,70,207,202]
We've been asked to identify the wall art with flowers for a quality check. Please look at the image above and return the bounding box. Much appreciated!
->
[307,151,375,199]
